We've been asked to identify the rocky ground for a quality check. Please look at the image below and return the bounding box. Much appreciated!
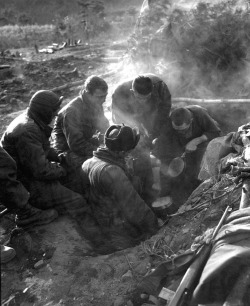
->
[0,39,246,306]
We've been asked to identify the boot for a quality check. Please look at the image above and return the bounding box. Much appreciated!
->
[1,245,16,263]
[15,204,58,228]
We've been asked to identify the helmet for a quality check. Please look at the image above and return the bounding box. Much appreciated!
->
[28,90,63,124]
[105,124,140,152]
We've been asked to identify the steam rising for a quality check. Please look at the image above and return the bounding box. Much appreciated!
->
[104,0,250,108]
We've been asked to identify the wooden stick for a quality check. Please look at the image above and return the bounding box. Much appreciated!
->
[50,80,84,92]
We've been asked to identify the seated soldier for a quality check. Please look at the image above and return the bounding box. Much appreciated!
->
[81,124,159,253]
[0,146,58,263]
[51,75,109,193]
[154,105,221,212]
[1,90,88,217]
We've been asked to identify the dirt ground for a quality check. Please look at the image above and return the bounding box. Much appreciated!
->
[0,40,245,306]
[0,41,158,306]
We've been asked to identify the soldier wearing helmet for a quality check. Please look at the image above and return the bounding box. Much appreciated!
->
[1,90,88,217]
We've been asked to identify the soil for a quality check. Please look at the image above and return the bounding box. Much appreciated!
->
[0,40,244,306]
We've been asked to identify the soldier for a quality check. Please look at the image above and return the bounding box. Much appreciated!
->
[51,75,109,193]
[1,90,88,217]
[82,124,159,252]
[155,105,221,212]
[111,73,171,204]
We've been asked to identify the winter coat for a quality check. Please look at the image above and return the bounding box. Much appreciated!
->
[0,108,87,214]
[112,73,171,139]
[1,111,66,184]
[82,148,158,246]
[0,146,29,210]
[51,94,109,161]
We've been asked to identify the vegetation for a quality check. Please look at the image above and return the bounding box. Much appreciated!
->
[0,25,56,50]
[131,0,250,97]
[0,0,140,50]
[174,0,250,72]
[0,0,141,25]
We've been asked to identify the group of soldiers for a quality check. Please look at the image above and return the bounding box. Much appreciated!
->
[0,73,221,260]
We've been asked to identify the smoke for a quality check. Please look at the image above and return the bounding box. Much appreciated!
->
[102,0,250,125]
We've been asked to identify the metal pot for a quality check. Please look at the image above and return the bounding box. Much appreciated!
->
[152,196,173,219]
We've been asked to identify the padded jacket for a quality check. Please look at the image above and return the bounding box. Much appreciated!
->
[51,94,109,159]
[1,111,65,182]
[82,148,158,238]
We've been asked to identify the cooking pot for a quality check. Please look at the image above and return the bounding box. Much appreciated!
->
[152,196,173,219]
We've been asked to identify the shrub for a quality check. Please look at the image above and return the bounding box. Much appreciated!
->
[176,0,250,72]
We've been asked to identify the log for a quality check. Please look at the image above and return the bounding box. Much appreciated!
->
[50,80,84,92]
[172,98,250,103]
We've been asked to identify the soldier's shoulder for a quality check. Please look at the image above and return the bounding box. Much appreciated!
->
[114,79,133,94]
[60,96,83,114]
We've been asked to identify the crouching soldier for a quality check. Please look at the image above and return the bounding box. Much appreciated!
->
[81,124,159,252]
[154,105,221,212]
[1,90,88,217]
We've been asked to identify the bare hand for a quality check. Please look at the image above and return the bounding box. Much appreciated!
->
[185,141,198,152]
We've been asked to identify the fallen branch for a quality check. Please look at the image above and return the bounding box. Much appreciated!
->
[50,80,84,92]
